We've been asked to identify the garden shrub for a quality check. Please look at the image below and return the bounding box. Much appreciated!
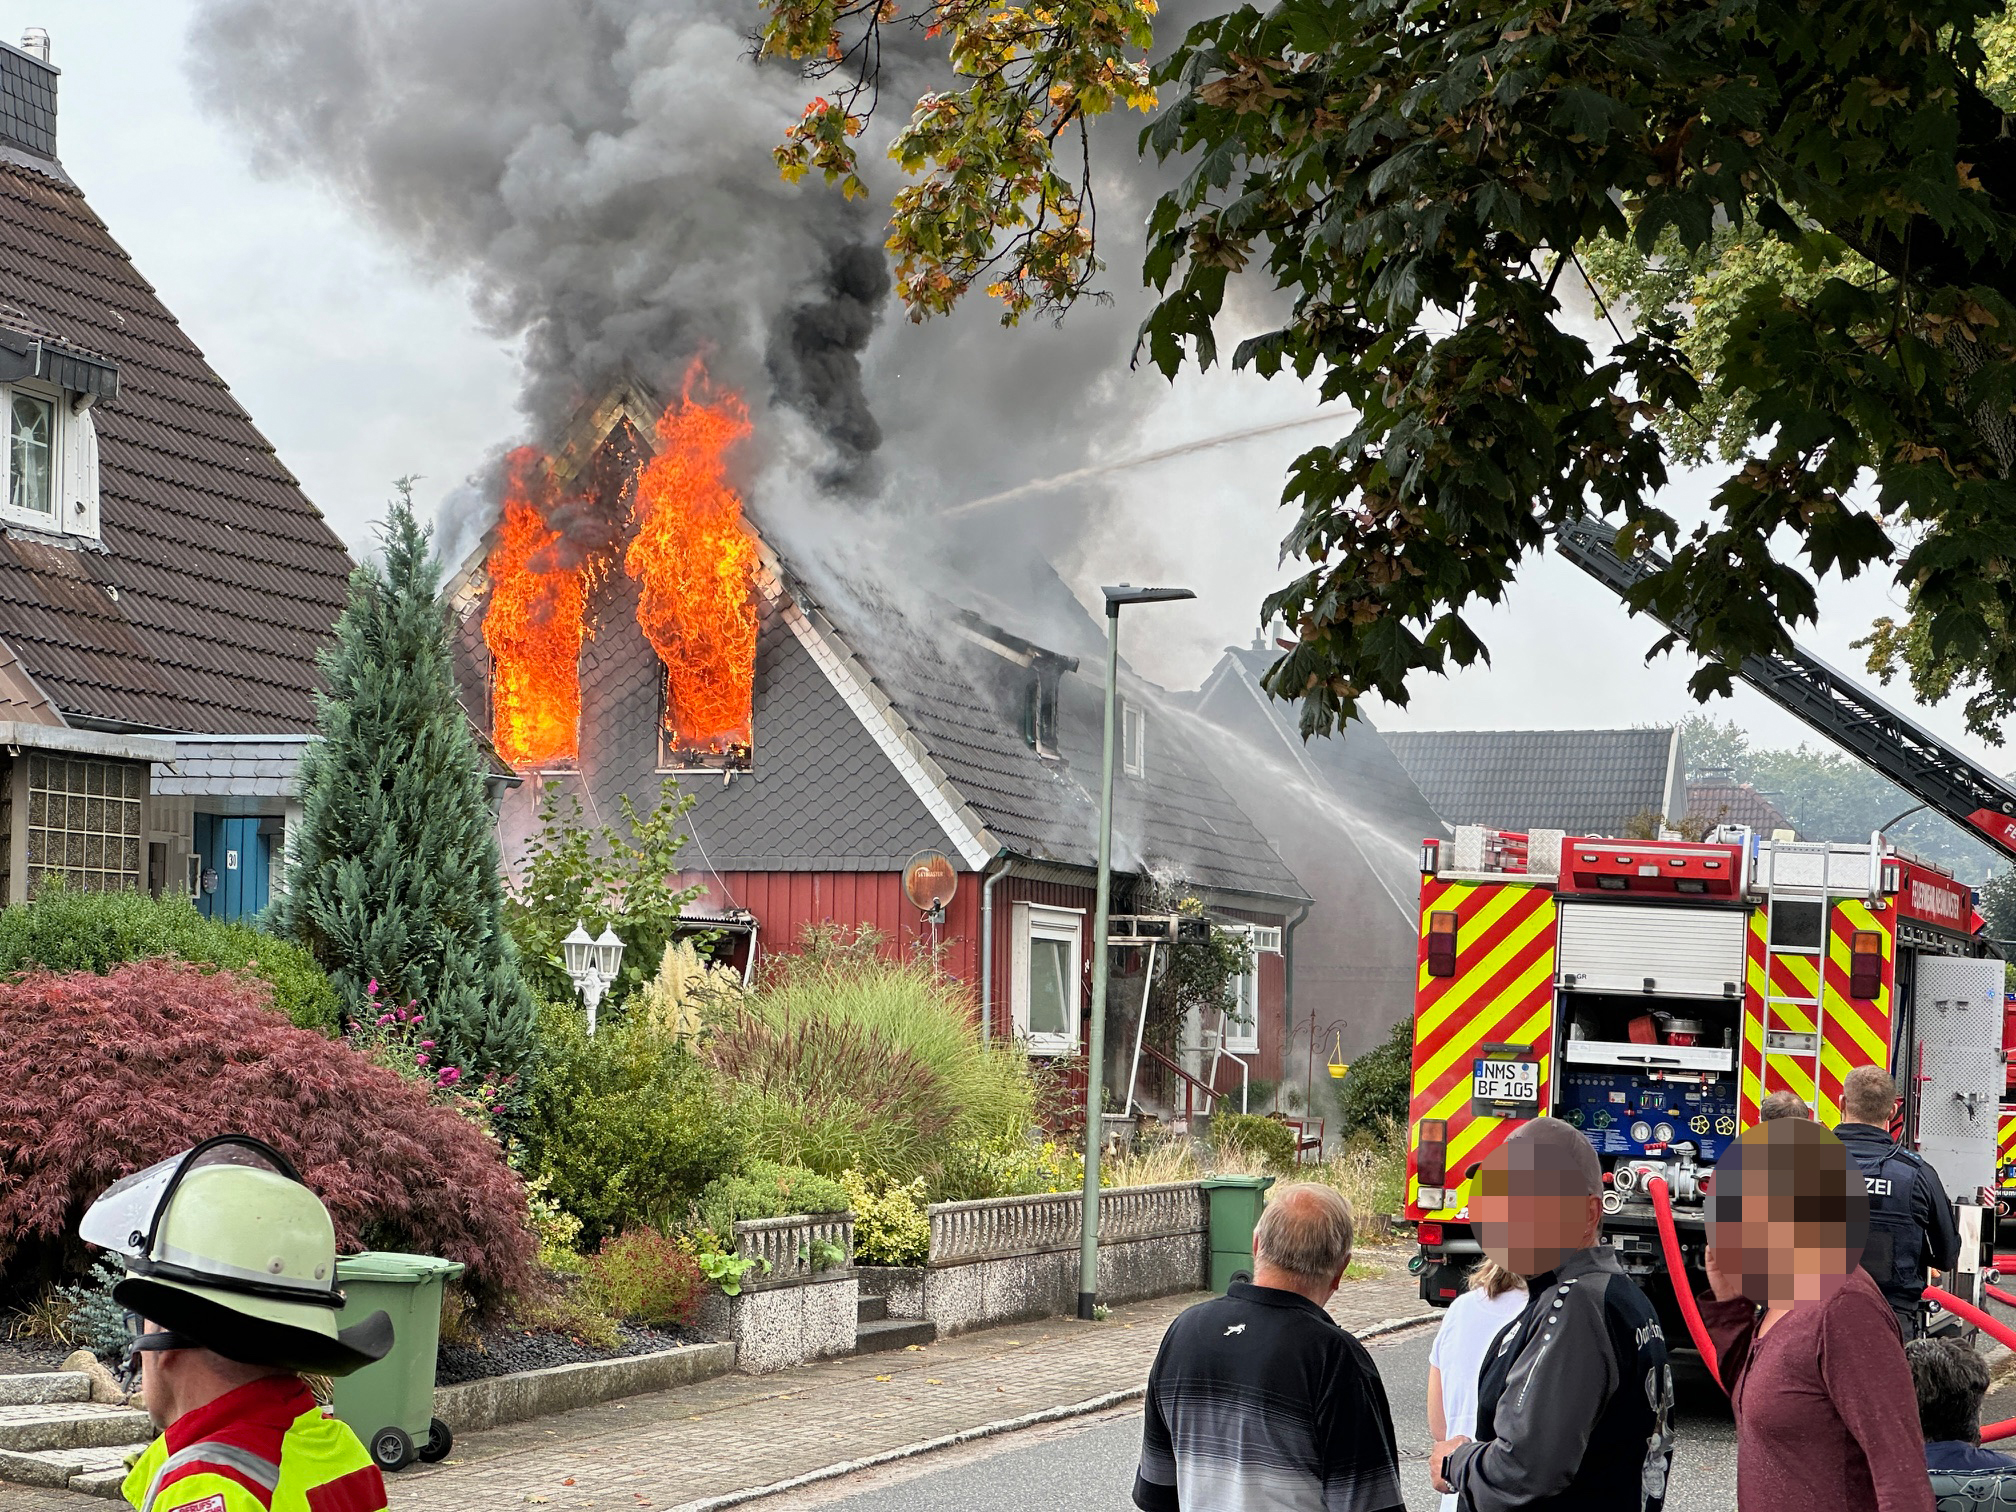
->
[1332,1016,1414,1137]
[932,1134,1083,1202]
[0,960,533,1308]
[696,1161,850,1234]
[634,939,742,1040]
[840,1170,929,1266]
[582,1229,705,1328]
[0,884,339,1032]
[1211,1112,1299,1172]
[708,928,1034,1180]
[520,1000,744,1248]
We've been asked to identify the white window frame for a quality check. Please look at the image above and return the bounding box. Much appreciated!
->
[0,381,97,542]
[1222,924,1284,1054]
[1011,901,1084,1056]
[1122,701,1145,778]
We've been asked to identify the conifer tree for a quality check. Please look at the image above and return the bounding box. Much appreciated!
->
[283,485,534,1079]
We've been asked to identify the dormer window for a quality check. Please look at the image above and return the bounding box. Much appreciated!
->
[0,324,117,544]
[1024,675,1059,757]
[1123,700,1146,777]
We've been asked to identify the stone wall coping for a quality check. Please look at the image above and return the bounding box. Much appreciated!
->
[433,1342,733,1434]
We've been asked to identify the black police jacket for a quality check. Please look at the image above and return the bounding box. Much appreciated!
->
[1837,1121,1961,1311]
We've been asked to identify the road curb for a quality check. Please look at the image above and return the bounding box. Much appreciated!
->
[668,1312,1441,1512]
[667,1389,1148,1512]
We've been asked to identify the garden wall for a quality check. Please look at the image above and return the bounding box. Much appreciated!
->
[914,1181,1207,1336]
[698,1213,859,1374]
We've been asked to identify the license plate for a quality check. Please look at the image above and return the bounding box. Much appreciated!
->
[1473,1058,1538,1106]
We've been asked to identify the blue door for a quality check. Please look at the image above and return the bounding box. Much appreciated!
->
[192,814,271,921]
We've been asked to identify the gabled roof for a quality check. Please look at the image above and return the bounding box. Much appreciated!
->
[777,561,1308,905]
[1382,726,1684,836]
[0,159,352,733]
[1686,780,1794,837]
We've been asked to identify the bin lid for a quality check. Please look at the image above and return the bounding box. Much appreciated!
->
[1198,1176,1277,1191]
[335,1251,467,1284]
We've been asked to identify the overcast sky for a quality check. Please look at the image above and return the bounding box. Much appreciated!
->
[25,3,2011,781]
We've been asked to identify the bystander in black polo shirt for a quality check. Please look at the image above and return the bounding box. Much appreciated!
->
[1134,1280,1403,1512]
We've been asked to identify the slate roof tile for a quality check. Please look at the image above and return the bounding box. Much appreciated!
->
[1382,727,1681,835]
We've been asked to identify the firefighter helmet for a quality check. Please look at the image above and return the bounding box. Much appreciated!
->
[81,1135,393,1376]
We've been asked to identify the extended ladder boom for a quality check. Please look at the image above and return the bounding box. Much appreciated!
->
[1554,516,2016,864]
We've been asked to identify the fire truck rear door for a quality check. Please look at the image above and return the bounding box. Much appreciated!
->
[1913,956,2006,1203]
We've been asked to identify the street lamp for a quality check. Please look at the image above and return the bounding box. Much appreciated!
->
[1078,583,1195,1322]
[562,921,626,1035]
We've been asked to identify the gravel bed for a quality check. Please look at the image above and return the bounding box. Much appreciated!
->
[436,1320,712,1385]
[0,1337,83,1374]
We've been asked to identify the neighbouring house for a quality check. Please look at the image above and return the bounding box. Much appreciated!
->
[448,389,1311,1120]
[1182,642,1449,1072]
[1686,779,1795,837]
[0,33,352,915]
[1382,727,1687,837]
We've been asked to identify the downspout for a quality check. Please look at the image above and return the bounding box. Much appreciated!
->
[979,849,1016,1045]
[1282,897,1312,1125]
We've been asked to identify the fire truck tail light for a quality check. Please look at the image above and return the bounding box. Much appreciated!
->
[1427,911,1458,976]
[1850,930,1882,999]
[1417,1118,1449,1188]
[1417,1222,1444,1246]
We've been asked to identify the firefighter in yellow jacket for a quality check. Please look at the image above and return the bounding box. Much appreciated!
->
[79,1135,396,1512]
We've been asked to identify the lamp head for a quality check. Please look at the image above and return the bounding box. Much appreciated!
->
[561,923,595,981]
[593,925,625,978]
[1100,585,1196,617]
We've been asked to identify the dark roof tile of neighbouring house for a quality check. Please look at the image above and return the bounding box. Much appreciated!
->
[1382,726,1684,836]
[1686,780,1794,837]
[0,158,352,733]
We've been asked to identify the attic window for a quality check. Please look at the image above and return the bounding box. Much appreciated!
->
[1023,675,1059,758]
[0,383,100,542]
[657,668,753,774]
[1122,701,1146,778]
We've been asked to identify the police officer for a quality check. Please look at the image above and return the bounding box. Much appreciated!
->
[1835,1065,1961,1339]
[79,1136,396,1512]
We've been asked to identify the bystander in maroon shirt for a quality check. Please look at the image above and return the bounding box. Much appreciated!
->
[1700,1265,1933,1512]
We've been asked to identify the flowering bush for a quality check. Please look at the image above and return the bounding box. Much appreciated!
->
[839,1169,929,1266]
[0,960,534,1308]
[582,1228,705,1327]
[344,981,514,1133]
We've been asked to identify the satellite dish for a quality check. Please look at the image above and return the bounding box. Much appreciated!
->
[903,850,959,913]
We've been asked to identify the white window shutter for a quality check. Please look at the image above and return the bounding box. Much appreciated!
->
[62,405,98,539]
[1009,900,1032,1037]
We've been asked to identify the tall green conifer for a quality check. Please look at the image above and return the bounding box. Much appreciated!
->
[284,486,533,1078]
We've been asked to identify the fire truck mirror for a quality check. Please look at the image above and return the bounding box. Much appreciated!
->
[1427,911,1458,977]
[1849,930,1883,1000]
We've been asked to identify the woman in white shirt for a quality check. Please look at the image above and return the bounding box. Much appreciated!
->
[1427,1259,1529,1512]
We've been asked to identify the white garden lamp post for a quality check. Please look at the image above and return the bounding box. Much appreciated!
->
[562,922,626,1035]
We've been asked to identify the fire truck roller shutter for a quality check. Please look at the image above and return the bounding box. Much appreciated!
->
[1406,879,1558,1219]
[1913,957,2007,1204]
[1556,902,1750,999]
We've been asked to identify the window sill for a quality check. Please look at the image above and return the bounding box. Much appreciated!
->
[0,517,100,551]
[1022,1036,1077,1058]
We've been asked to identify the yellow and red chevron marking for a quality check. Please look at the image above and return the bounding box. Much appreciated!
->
[1999,1109,2016,1190]
[1739,911,1768,1126]
[1406,878,1557,1218]
[1767,950,1821,1005]
[1817,900,1893,1124]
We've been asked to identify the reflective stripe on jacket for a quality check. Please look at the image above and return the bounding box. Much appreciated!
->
[122,1376,386,1512]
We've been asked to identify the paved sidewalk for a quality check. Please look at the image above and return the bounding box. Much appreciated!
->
[0,1246,1434,1511]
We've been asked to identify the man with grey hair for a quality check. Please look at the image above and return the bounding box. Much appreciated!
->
[1134,1184,1402,1512]
[1759,1090,1812,1121]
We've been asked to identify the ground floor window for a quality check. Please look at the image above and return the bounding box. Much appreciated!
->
[1012,902,1084,1056]
[1221,924,1285,1054]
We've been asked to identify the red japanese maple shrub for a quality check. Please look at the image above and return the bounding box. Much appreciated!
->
[0,960,533,1308]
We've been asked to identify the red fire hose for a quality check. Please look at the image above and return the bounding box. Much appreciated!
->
[1646,1175,1723,1391]
[1927,1286,2016,1443]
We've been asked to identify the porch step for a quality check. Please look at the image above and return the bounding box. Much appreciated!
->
[0,1374,91,1407]
[0,1402,154,1454]
[852,1318,936,1355]
[857,1294,887,1325]
[0,1440,144,1497]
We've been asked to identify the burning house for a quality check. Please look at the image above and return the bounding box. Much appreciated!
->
[449,374,1317,1115]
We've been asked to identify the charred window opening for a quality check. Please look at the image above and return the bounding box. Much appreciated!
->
[1024,669,1060,758]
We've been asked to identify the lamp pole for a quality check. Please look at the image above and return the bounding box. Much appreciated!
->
[1078,584,1194,1322]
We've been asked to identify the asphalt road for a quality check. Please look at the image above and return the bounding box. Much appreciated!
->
[765,1322,1743,1512]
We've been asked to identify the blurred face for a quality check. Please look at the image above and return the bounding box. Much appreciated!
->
[1708,1121,1867,1308]
[1473,1144,1601,1276]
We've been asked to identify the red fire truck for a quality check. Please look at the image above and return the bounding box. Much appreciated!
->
[1402,519,2016,1336]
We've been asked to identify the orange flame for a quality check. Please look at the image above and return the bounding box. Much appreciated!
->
[482,448,586,767]
[628,359,759,757]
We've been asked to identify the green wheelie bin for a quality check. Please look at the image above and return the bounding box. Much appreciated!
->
[1199,1175,1276,1293]
[329,1251,466,1472]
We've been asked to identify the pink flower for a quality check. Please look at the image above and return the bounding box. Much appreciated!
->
[415,1053,429,1066]
[419,1040,436,1049]
[437,1067,463,1086]
[376,1014,394,1027]
[366,979,378,996]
